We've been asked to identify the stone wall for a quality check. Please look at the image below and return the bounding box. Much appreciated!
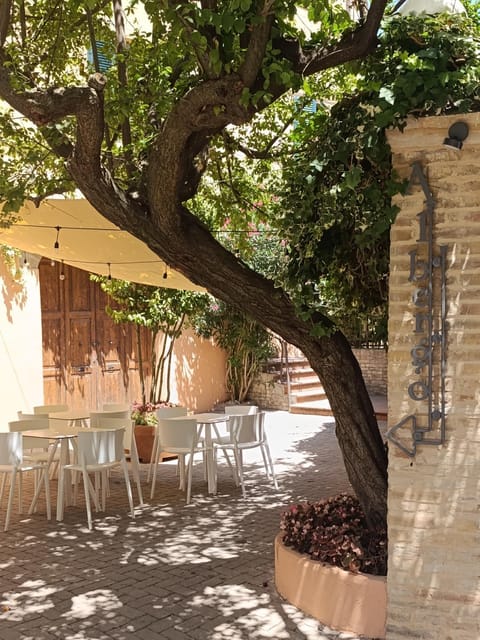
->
[248,372,290,410]
[249,348,387,409]
[386,113,480,639]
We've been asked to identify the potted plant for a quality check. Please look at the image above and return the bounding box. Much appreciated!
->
[275,493,387,639]
[131,401,159,463]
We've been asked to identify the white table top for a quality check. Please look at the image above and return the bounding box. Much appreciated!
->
[168,412,229,423]
[48,410,91,421]
[22,427,93,439]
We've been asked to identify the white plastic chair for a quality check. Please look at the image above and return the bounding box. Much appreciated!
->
[0,432,52,531]
[150,418,203,504]
[224,404,259,415]
[33,404,69,415]
[90,409,131,426]
[102,403,131,412]
[8,418,61,478]
[147,406,188,481]
[57,428,134,530]
[213,412,278,497]
[86,416,143,506]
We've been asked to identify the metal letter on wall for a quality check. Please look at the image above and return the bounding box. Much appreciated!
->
[386,162,447,456]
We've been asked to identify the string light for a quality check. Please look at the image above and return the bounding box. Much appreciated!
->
[163,264,168,279]
[59,260,65,281]
[23,252,28,266]
[107,263,112,280]
[53,226,61,251]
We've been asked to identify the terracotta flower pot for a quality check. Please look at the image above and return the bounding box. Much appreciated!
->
[274,534,387,639]
[134,424,155,463]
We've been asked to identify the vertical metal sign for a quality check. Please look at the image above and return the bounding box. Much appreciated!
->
[386,162,447,456]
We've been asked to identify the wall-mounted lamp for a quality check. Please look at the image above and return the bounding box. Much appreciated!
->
[443,121,469,150]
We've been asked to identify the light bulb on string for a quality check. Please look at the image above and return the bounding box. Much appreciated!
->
[59,260,65,281]
[23,252,28,266]
[50,259,55,267]
[54,226,61,251]
[163,264,168,280]
[107,263,112,281]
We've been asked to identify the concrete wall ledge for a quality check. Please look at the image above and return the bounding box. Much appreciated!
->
[274,534,387,639]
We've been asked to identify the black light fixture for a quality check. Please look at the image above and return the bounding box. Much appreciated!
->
[163,264,168,279]
[107,262,112,280]
[443,121,469,150]
[54,225,61,251]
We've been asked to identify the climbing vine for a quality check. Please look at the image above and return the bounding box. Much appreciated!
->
[276,10,480,339]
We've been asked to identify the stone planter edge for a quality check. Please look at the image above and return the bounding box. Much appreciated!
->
[274,533,387,639]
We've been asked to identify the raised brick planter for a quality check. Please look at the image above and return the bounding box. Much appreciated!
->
[274,534,387,639]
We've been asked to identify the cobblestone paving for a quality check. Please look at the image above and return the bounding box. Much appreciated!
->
[0,411,375,640]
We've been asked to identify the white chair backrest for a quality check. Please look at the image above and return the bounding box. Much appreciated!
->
[9,418,50,432]
[77,429,125,466]
[155,406,188,420]
[224,404,258,415]
[0,432,22,466]
[102,403,130,412]
[8,418,50,449]
[157,418,198,451]
[230,414,258,444]
[90,410,130,428]
[33,404,69,415]
[90,417,134,451]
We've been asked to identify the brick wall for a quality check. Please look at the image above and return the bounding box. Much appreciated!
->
[353,348,387,395]
[386,113,480,639]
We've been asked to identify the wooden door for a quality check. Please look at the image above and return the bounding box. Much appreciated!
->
[40,259,149,409]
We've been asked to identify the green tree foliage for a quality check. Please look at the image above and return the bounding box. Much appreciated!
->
[7,0,480,527]
[194,298,276,401]
[91,276,209,404]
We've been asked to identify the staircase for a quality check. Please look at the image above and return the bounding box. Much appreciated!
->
[266,356,387,420]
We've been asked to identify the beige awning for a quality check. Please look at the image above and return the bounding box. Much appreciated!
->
[0,198,205,291]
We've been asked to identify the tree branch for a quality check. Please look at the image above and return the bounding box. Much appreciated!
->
[0,0,11,47]
[277,0,388,76]
[239,1,275,87]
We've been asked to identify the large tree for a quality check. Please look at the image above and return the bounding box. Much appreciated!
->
[0,0,390,527]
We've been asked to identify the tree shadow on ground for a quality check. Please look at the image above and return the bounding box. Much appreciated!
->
[0,412,370,640]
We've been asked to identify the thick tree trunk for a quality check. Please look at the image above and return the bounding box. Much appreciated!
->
[67,162,388,529]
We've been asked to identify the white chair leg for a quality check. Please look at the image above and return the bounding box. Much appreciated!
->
[147,427,159,482]
[82,470,93,530]
[186,454,194,505]
[43,466,52,520]
[0,472,6,505]
[57,466,65,522]
[178,455,186,490]
[150,434,163,499]
[120,458,135,517]
[5,468,17,532]
[18,472,23,514]
[129,438,144,506]
[233,448,246,498]
[263,443,278,489]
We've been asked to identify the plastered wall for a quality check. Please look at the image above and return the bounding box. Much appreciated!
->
[386,113,480,639]
[0,254,44,426]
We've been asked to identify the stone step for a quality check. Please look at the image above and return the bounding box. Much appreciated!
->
[290,389,328,403]
[290,394,388,421]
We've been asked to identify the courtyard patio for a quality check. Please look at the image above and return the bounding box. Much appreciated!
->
[0,410,375,640]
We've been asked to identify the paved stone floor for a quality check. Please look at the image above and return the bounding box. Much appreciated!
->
[0,412,377,640]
